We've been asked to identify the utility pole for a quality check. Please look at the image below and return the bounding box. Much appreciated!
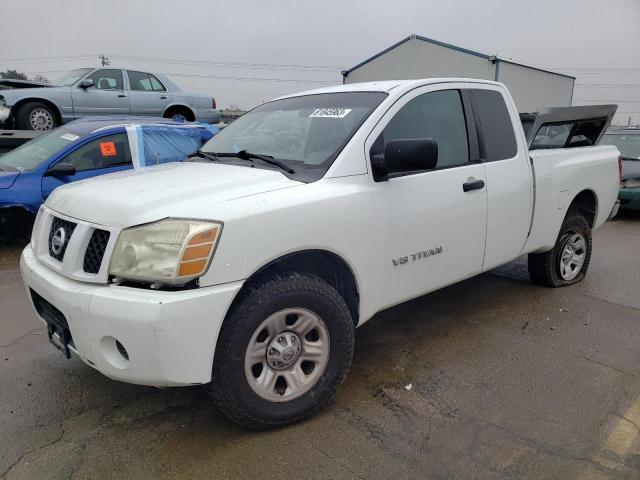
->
[99,54,110,67]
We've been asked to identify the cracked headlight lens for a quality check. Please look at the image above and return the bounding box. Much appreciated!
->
[109,219,222,284]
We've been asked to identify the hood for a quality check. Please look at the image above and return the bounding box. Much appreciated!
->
[46,162,303,227]
[0,171,19,190]
[0,79,53,89]
[1,85,70,103]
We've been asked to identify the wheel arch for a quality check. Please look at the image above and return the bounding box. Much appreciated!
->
[13,97,62,125]
[162,104,195,121]
[568,189,598,228]
[227,249,360,328]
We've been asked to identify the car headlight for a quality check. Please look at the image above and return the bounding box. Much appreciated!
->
[109,218,222,285]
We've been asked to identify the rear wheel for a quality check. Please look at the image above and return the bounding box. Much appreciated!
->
[16,101,59,131]
[528,212,592,287]
[163,107,194,122]
[209,272,355,430]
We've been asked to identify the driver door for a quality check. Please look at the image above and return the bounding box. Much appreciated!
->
[367,86,488,309]
[71,69,130,117]
[41,132,133,200]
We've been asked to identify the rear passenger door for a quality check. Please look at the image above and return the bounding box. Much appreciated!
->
[126,70,171,116]
[367,86,488,309]
[41,132,132,200]
[469,88,532,270]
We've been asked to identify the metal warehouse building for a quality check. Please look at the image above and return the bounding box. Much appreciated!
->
[342,34,575,112]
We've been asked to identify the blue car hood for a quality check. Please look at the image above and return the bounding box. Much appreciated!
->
[0,171,20,190]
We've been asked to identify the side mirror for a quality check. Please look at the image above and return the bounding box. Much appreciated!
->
[78,79,94,89]
[372,138,438,181]
[44,163,76,177]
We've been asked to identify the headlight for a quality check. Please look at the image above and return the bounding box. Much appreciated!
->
[109,219,222,285]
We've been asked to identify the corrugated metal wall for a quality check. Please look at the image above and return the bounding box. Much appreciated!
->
[344,37,574,111]
[345,38,494,84]
[496,61,574,111]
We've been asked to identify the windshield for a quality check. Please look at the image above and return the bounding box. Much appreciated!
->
[601,133,640,160]
[55,68,92,86]
[200,91,387,181]
[0,128,81,171]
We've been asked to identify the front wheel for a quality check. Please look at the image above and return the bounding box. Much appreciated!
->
[209,273,355,430]
[528,212,592,287]
[15,101,59,131]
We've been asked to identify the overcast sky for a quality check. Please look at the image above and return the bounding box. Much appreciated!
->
[1,0,638,123]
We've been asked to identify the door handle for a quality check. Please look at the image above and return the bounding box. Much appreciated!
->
[463,179,485,192]
[160,95,167,99]
[117,93,127,98]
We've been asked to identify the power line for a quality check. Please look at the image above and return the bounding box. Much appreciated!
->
[107,54,346,72]
[575,99,640,103]
[575,84,640,89]
[0,54,96,64]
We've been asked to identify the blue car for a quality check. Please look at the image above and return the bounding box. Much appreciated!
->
[0,116,217,236]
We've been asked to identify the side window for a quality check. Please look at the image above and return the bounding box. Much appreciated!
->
[149,74,166,92]
[471,89,518,161]
[376,90,469,169]
[86,69,123,90]
[62,133,131,172]
[127,71,166,92]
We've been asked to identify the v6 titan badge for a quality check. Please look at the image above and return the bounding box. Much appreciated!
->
[393,246,443,266]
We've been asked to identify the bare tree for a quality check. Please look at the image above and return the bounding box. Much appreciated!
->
[31,74,50,84]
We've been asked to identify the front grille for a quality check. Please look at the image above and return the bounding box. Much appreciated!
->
[30,289,70,330]
[83,229,110,274]
[48,217,76,261]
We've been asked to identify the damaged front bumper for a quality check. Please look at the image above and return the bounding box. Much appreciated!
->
[0,104,11,126]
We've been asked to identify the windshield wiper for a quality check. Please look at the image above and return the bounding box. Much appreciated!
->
[188,149,221,163]
[208,150,295,174]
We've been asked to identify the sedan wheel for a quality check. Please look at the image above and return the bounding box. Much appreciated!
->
[29,107,55,131]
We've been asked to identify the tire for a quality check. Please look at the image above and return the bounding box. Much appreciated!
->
[15,101,59,131]
[209,272,355,430]
[528,212,592,287]
[163,107,193,122]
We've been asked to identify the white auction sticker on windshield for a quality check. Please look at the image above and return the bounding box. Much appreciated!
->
[309,108,352,118]
[60,133,79,141]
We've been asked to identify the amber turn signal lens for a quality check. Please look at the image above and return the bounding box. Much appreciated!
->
[178,259,208,277]
[189,228,218,245]
[182,244,213,261]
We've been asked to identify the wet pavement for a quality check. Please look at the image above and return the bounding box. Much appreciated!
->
[1,213,639,479]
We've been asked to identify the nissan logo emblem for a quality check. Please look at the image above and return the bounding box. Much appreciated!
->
[51,227,67,256]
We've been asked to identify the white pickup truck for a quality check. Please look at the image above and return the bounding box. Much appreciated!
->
[20,79,620,429]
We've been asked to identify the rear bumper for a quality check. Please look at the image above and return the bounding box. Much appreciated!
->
[194,109,221,125]
[609,199,621,219]
[619,188,640,210]
[20,245,243,387]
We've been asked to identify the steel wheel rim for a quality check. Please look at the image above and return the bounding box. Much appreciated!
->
[559,232,586,280]
[244,308,330,402]
[29,108,54,131]
[171,113,186,121]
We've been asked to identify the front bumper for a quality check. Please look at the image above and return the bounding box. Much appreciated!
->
[20,245,243,387]
[0,105,11,126]
[619,187,640,211]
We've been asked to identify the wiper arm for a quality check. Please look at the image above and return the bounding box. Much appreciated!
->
[188,149,220,163]
[212,150,295,174]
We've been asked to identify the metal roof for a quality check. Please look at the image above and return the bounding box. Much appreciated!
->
[342,34,576,80]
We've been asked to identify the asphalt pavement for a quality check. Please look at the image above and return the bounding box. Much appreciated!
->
[1,213,639,480]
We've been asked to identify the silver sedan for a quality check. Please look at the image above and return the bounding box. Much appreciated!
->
[0,67,221,131]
